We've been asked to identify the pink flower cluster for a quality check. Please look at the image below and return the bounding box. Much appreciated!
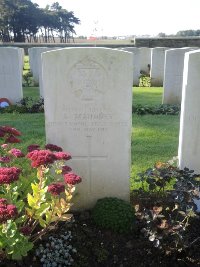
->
[27,144,40,152]
[27,150,57,168]
[45,144,63,152]
[48,183,65,196]
[62,165,72,174]
[0,167,21,184]
[0,198,18,223]
[9,148,25,158]
[0,156,10,163]
[54,152,71,160]
[0,126,21,143]
[64,172,82,185]
[20,226,32,236]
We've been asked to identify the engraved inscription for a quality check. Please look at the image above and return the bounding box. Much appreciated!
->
[68,57,107,101]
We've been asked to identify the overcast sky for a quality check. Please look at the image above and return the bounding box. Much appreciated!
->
[33,0,200,37]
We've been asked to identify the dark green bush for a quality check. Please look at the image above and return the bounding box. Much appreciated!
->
[132,104,180,115]
[92,197,135,233]
[0,97,44,114]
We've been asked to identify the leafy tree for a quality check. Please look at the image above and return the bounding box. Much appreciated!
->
[0,0,80,43]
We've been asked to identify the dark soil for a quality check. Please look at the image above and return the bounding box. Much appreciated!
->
[1,210,200,267]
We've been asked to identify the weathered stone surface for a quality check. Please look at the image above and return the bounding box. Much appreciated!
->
[42,48,133,210]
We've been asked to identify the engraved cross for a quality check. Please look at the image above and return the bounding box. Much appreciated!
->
[72,136,107,192]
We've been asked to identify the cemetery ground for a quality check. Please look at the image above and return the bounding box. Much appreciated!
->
[1,86,200,266]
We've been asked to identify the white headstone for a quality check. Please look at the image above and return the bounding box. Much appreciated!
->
[120,47,140,86]
[42,47,133,210]
[0,47,23,104]
[178,49,200,173]
[163,48,195,104]
[138,47,151,75]
[150,47,168,86]
[29,47,60,97]
[28,47,48,83]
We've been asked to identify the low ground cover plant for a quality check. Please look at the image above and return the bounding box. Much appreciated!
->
[0,125,81,261]
[92,197,135,233]
[133,160,200,254]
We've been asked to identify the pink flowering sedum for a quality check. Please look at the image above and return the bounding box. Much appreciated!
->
[0,199,18,223]
[48,183,65,196]
[20,226,32,236]
[62,165,72,174]
[27,149,57,168]
[1,144,8,149]
[54,152,72,161]
[64,172,82,185]
[0,167,21,184]
[45,144,63,152]
[9,148,25,158]
[0,126,21,136]
[27,144,40,152]
[5,135,20,143]
[0,156,11,163]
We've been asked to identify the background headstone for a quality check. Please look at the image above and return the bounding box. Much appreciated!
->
[138,47,151,74]
[120,47,140,86]
[162,47,196,104]
[150,47,168,86]
[42,47,133,210]
[0,47,23,104]
[29,47,60,97]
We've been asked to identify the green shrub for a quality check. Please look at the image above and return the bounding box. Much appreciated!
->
[92,197,135,233]
[134,161,200,253]
[132,104,180,115]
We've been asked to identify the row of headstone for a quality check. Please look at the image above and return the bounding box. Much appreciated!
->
[40,46,200,211]
[120,47,200,106]
[0,47,24,104]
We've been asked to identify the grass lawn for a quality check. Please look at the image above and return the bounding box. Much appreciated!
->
[23,86,40,99]
[2,86,180,191]
[133,87,163,106]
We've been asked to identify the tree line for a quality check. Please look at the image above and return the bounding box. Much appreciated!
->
[0,0,80,43]
[158,30,200,37]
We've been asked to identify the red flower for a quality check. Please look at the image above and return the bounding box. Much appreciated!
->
[64,172,82,185]
[45,144,63,152]
[0,156,11,163]
[5,135,20,143]
[0,199,7,204]
[48,183,65,196]
[62,165,72,174]
[54,152,72,161]
[27,144,40,152]
[0,126,21,136]
[20,226,32,236]
[27,149,57,168]
[0,167,21,184]
[9,148,24,158]
[0,129,5,137]
[0,199,18,223]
